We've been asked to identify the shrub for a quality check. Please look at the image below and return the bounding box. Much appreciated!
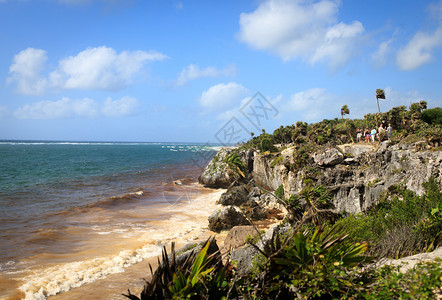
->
[260,138,277,153]
[359,259,442,299]
[335,178,442,258]
[246,225,372,299]
[274,184,284,200]
[421,107,442,125]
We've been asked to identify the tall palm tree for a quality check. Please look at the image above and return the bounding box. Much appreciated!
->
[341,105,350,119]
[376,89,386,113]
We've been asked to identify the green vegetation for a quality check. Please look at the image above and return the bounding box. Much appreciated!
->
[422,107,442,125]
[226,153,246,178]
[336,178,442,258]
[126,180,442,299]
[340,104,350,119]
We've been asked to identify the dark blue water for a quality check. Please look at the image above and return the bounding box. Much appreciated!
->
[0,141,218,263]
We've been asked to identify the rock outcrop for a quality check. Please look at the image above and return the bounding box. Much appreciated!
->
[198,148,236,188]
[249,141,442,214]
[208,206,251,231]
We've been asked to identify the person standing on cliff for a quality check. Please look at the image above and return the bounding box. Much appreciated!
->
[356,127,362,143]
[364,127,370,143]
[387,123,393,140]
[371,127,377,143]
[378,124,385,141]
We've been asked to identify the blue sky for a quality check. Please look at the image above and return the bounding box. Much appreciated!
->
[0,0,441,143]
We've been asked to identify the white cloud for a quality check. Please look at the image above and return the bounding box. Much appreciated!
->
[238,0,365,70]
[371,39,393,68]
[176,64,237,86]
[50,46,168,90]
[102,96,140,117]
[8,46,168,95]
[7,48,48,95]
[14,96,139,119]
[199,82,249,110]
[397,1,442,70]
[285,88,334,121]
[396,28,442,70]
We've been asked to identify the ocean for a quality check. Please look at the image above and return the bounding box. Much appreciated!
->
[0,141,222,299]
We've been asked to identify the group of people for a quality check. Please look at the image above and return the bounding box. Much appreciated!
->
[356,123,393,143]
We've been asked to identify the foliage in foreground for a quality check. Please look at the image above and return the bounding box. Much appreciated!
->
[245,225,371,299]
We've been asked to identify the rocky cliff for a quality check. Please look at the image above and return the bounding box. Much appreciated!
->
[200,140,442,217]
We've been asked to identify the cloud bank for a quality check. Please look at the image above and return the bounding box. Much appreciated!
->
[8,46,169,95]
[238,0,365,70]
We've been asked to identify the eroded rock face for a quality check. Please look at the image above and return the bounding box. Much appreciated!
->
[250,143,442,214]
[314,148,344,166]
[224,226,260,250]
[208,206,251,232]
[198,148,235,188]
[218,185,249,206]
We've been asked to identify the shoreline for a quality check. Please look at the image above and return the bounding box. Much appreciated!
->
[1,181,225,300]
[46,184,226,300]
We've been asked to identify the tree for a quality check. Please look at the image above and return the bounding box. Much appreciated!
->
[341,105,350,119]
[376,89,386,113]
[250,132,254,138]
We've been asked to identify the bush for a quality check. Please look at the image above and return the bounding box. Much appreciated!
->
[421,107,442,125]
[359,259,442,299]
[260,138,278,153]
[274,184,284,200]
[335,178,442,258]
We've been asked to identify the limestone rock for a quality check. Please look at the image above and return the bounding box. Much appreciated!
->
[198,148,235,188]
[224,226,260,250]
[208,206,250,232]
[175,239,220,266]
[217,185,249,206]
[314,148,344,166]
[379,247,442,273]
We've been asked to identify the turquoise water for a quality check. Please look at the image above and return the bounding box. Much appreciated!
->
[0,141,217,265]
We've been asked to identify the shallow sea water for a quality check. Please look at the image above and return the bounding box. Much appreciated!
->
[0,141,221,299]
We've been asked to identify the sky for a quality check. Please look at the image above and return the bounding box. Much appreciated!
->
[0,0,442,143]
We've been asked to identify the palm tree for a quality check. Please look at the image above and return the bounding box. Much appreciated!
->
[376,89,386,113]
[340,105,350,119]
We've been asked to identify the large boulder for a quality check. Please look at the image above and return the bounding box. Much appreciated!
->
[208,206,250,232]
[314,148,344,166]
[199,148,236,188]
[217,185,249,206]
[224,226,260,250]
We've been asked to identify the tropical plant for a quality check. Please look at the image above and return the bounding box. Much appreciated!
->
[376,89,386,113]
[247,225,372,299]
[289,185,336,225]
[123,238,231,300]
[341,104,350,119]
[226,153,246,178]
